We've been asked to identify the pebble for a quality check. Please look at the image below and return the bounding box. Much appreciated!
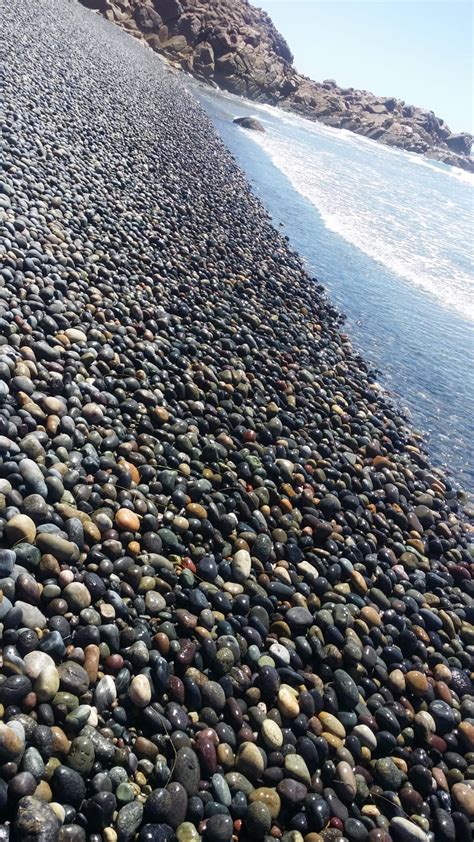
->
[451,782,474,818]
[283,754,311,786]
[35,665,60,702]
[261,719,284,750]
[15,601,47,629]
[236,742,265,781]
[173,747,201,795]
[57,661,90,696]
[6,513,37,544]
[245,801,272,836]
[390,817,429,841]
[128,675,152,707]
[13,796,61,840]
[231,549,251,582]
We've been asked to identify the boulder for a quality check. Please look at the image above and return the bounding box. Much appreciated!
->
[134,4,162,31]
[446,132,472,156]
[211,27,238,57]
[177,13,201,41]
[161,35,188,54]
[215,52,239,77]
[384,97,398,112]
[233,116,265,132]
[80,0,106,7]
[193,42,215,77]
[155,0,182,24]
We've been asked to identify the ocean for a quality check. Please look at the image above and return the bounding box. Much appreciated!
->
[191,82,474,497]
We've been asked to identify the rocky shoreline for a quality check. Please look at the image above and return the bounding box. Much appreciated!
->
[77,0,474,173]
[1,1,474,841]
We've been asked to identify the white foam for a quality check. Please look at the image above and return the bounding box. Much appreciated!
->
[195,83,474,321]
[241,121,474,322]
[198,83,474,187]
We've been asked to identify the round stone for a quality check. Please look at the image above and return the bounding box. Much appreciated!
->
[6,514,36,544]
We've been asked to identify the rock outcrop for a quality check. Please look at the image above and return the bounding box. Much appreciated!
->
[233,116,265,132]
[80,0,473,170]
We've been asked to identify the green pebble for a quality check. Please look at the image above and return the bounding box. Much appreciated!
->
[176,822,201,842]
[116,782,135,804]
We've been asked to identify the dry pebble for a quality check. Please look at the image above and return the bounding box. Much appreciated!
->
[1,0,474,840]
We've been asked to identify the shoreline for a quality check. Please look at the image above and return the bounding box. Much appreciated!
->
[2,1,474,841]
[193,81,474,500]
[78,0,474,174]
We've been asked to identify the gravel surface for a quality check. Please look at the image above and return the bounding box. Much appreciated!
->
[1,1,473,841]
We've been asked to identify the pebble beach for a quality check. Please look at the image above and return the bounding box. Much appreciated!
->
[1,1,473,841]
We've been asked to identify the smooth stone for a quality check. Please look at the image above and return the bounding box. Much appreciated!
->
[117,801,144,838]
[333,670,360,709]
[319,713,346,740]
[36,533,79,562]
[451,782,474,818]
[52,766,86,808]
[344,818,369,841]
[277,778,308,805]
[63,582,91,612]
[305,794,331,832]
[225,773,255,798]
[166,782,188,828]
[235,742,265,781]
[204,814,233,842]
[94,675,117,711]
[211,774,232,807]
[6,514,37,544]
[16,601,47,629]
[22,747,45,781]
[0,722,25,759]
[432,809,456,842]
[334,761,357,802]
[67,736,95,774]
[176,823,201,842]
[58,661,90,695]
[286,607,314,628]
[173,747,200,795]
[405,671,429,695]
[0,549,15,576]
[278,687,299,718]
[0,674,33,704]
[351,724,377,750]
[283,754,311,786]
[261,719,284,750]
[249,787,281,819]
[245,801,272,836]
[374,758,404,791]
[24,651,55,681]
[390,817,429,841]
[115,508,141,532]
[129,675,152,707]
[232,549,251,582]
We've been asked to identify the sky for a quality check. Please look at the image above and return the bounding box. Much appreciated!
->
[255,1,474,134]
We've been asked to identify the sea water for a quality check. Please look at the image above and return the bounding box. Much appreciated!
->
[191,83,474,497]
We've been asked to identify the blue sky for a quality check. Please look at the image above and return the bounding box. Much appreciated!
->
[256,1,473,134]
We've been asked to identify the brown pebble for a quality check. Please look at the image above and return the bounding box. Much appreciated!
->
[84,644,100,683]
[405,671,428,695]
[134,736,159,760]
[115,508,140,531]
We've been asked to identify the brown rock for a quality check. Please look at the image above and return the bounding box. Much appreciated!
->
[452,782,474,819]
[84,644,100,683]
[115,508,140,531]
[406,670,429,695]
